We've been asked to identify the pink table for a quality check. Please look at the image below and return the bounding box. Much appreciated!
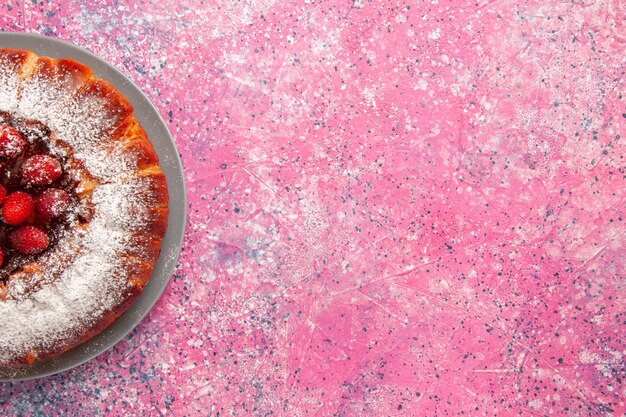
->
[1,1,625,416]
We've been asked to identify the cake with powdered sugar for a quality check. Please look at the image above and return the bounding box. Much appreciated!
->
[0,48,168,366]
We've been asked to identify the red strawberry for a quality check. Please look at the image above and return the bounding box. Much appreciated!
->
[0,184,6,205]
[10,226,49,254]
[2,191,34,225]
[0,125,25,159]
[36,188,71,220]
[21,154,63,186]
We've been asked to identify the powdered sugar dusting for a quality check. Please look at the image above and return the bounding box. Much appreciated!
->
[18,64,135,181]
[0,54,154,364]
[0,53,22,112]
[17,63,79,125]
[92,181,153,230]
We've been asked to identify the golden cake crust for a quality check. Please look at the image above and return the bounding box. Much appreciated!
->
[0,48,169,366]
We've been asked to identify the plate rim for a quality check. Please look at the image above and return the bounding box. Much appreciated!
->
[0,31,186,382]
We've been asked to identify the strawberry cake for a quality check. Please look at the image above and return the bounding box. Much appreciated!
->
[0,49,168,366]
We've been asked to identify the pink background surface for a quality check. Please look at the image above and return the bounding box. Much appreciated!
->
[1,1,625,416]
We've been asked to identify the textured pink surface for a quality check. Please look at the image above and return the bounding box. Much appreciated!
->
[1,1,625,416]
